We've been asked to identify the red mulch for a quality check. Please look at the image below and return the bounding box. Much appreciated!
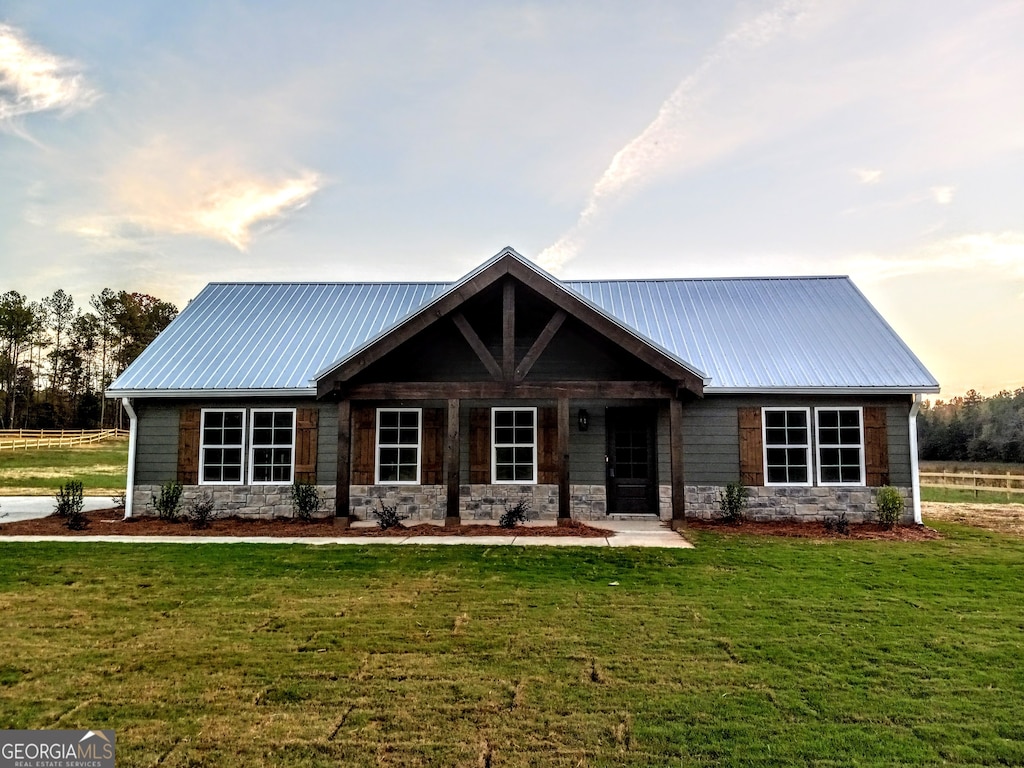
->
[0,510,612,538]
[684,518,942,541]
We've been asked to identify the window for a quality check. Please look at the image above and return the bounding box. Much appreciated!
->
[816,407,864,485]
[762,408,811,485]
[376,408,421,483]
[200,409,245,484]
[492,407,536,483]
[249,409,295,484]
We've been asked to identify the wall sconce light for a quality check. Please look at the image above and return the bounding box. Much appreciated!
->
[577,409,589,432]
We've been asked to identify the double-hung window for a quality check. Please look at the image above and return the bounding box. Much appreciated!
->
[762,408,811,485]
[201,409,245,484]
[376,408,421,483]
[492,407,536,483]
[249,409,295,484]
[816,407,864,485]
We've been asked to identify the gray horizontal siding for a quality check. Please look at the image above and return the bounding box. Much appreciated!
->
[680,394,914,486]
[132,398,333,485]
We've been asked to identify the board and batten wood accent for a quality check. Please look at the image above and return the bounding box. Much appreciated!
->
[502,280,515,382]
[177,407,200,484]
[294,407,319,484]
[445,399,460,525]
[452,312,503,381]
[350,404,376,485]
[537,406,558,484]
[669,397,686,527]
[335,399,352,522]
[737,406,765,486]
[469,407,490,483]
[864,405,889,487]
[420,407,445,484]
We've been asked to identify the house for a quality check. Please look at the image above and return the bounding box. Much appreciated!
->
[107,247,939,527]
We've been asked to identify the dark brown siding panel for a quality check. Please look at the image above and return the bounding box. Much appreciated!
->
[177,407,201,484]
[864,406,889,486]
[421,407,445,484]
[469,408,490,484]
[294,407,319,483]
[537,406,558,484]
[737,407,764,486]
[351,404,376,485]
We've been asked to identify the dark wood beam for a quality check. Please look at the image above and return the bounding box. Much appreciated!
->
[502,280,515,382]
[444,398,461,527]
[452,312,503,381]
[669,397,686,530]
[514,309,566,382]
[557,397,570,522]
[343,380,676,400]
[334,399,351,526]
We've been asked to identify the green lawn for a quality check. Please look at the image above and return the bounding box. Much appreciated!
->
[922,486,1024,505]
[0,437,128,496]
[1,524,1023,766]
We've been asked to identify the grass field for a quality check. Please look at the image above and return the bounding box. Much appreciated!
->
[2,523,1023,766]
[921,486,1024,505]
[0,437,128,496]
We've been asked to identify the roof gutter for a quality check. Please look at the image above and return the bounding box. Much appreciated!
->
[106,387,317,399]
[909,393,923,525]
[121,397,138,520]
[706,386,941,396]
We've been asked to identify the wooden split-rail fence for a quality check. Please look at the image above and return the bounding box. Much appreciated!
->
[919,470,1024,500]
[0,429,129,450]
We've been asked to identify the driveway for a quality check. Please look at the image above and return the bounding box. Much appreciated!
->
[0,496,117,523]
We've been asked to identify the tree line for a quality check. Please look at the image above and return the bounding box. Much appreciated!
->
[918,388,1024,464]
[0,289,177,429]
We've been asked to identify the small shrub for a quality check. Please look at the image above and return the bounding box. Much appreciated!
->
[876,486,904,529]
[823,512,850,536]
[111,491,126,510]
[718,481,749,524]
[55,481,87,530]
[372,499,407,530]
[186,493,217,529]
[153,481,184,522]
[499,499,531,529]
[290,480,324,522]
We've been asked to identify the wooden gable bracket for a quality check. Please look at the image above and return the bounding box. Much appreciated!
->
[452,312,503,381]
[514,309,566,382]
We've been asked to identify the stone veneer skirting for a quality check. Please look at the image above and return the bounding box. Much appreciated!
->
[684,485,914,524]
[132,484,337,520]
[131,482,912,523]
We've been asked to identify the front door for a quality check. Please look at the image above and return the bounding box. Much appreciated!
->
[606,407,657,514]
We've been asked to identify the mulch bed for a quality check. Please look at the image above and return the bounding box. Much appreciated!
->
[684,518,942,541]
[0,510,613,538]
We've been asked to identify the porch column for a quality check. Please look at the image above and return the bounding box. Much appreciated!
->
[334,399,351,528]
[445,398,461,527]
[557,396,571,524]
[669,397,686,530]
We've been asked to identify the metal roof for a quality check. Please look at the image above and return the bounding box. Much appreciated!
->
[109,265,938,396]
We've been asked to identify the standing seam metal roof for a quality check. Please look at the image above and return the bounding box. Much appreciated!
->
[108,273,938,394]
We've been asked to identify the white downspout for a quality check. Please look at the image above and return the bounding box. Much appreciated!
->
[122,397,138,519]
[909,393,923,525]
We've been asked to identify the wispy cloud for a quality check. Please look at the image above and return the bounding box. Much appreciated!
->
[848,231,1024,285]
[930,185,955,205]
[538,0,812,271]
[67,142,321,250]
[855,168,883,185]
[0,23,97,129]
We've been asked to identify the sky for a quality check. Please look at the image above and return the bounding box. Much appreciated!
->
[1,1,1022,398]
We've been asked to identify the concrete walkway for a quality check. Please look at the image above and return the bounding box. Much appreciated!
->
[0,517,693,548]
[0,496,114,522]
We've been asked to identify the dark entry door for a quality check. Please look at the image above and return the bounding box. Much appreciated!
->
[606,408,657,514]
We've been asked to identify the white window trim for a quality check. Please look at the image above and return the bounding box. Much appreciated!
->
[248,407,297,485]
[814,406,866,487]
[375,407,422,485]
[491,406,538,485]
[761,407,813,487]
[199,408,247,485]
